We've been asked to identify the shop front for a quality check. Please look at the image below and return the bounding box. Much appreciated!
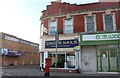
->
[40,34,80,72]
[80,32,120,72]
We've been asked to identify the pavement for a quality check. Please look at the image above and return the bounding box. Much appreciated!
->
[1,65,120,78]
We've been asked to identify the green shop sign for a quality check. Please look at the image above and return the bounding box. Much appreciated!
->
[96,33,120,40]
[81,33,120,45]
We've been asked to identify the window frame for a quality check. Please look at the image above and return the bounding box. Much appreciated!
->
[84,14,96,32]
[49,19,57,35]
[63,18,74,34]
[102,13,116,31]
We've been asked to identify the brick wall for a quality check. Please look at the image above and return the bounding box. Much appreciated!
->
[2,37,39,66]
[41,2,119,35]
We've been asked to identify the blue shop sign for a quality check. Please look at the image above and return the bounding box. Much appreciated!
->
[0,48,23,57]
[45,39,79,48]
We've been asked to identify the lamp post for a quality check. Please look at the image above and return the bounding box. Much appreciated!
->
[55,32,59,73]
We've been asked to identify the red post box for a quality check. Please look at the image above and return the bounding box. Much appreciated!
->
[44,58,50,77]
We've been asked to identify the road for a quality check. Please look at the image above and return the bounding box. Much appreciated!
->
[1,65,119,78]
[2,65,43,76]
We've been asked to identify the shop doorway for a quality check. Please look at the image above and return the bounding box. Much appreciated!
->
[97,49,118,72]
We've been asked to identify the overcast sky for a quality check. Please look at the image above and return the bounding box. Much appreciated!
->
[0,0,99,43]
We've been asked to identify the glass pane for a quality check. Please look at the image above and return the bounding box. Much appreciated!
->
[49,53,65,68]
[50,31,55,35]
[104,14,114,31]
[97,50,101,71]
[57,54,65,68]
[65,19,72,25]
[50,27,56,35]
[109,49,117,71]
[64,19,73,34]
[49,54,55,68]
[101,50,108,71]
[64,26,73,34]
[118,48,120,71]
[42,53,44,63]
[50,21,57,27]
[105,21,113,31]
[66,53,75,68]
[64,30,73,34]
[86,16,94,23]
[87,23,94,32]
[105,14,112,20]
[86,16,95,32]
[49,21,57,35]
[118,51,120,71]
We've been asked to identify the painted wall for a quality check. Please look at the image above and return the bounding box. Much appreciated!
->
[81,46,96,72]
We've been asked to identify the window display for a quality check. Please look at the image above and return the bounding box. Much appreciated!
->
[66,53,75,68]
[48,52,75,69]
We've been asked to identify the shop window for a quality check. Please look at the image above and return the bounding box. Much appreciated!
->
[64,18,73,34]
[57,54,65,68]
[49,54,55,68]
[49,20,57,35]
[85,15,96,32]
[48,52,75,69]
[49,54,65,68]
[66,53,75,68]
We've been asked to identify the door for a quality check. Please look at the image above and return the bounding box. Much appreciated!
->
[97,49,118,72]
[101,49,109,71]
[109,49,118,71]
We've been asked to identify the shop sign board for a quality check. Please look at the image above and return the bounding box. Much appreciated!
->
[0,48,23,56]
[3,35,38,47]
[45,39,79,48]
[81,32,120,45]
[83,33,120,41]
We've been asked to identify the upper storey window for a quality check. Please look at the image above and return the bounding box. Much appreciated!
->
[103,14,115,31]
[85,15,96,32]
[64,18,73,34]
[49,20,57,35]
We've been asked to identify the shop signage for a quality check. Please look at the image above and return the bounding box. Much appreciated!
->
[5,35,19,42]
[83,33,120,41]
[0,48,23,57]
[45,39,79,48]
[81,33,120,45]
[4,35,38,47]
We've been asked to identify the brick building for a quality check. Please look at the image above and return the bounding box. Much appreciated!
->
[40,0,120,73]
[0,32,39,66]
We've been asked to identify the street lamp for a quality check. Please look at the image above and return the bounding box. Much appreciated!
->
[55,31,59,73]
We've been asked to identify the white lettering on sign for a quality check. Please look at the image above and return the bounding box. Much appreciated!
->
[5,36,19,42]
[4,35,38,47]
[83,33,120,41]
